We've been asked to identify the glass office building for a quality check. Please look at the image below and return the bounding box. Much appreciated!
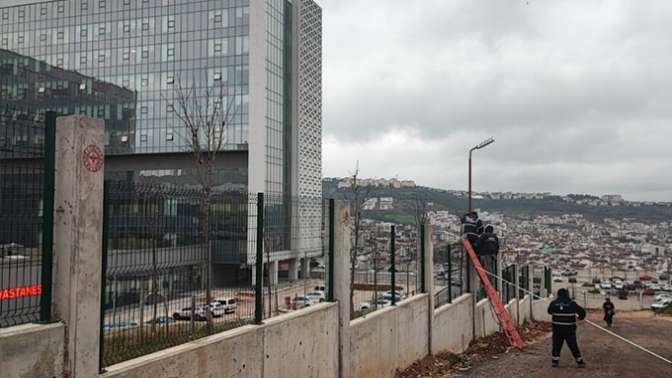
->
[0,0,322,266]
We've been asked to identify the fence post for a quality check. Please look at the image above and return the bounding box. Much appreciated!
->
[39,111,56,323]
[420,224,426,293]
[255,193,264,324]
[328,199,335,302]
[98,182,109,373]
[52,115,104,378]
[447,245,452,303]
[331,201,351,378]
[390,225,396,306]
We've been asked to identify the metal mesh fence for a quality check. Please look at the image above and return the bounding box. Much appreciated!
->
[351,223,422,319]
[434,241,467,308]
[0,111,52,328]
[100,182,331,368]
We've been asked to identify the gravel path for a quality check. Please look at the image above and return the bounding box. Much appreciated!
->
[453,312,672,378]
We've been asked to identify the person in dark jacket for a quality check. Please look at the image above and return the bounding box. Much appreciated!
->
[461,211,483,245]
[474,224,499,274]
[602,298,615,328]
[547,288,587,368]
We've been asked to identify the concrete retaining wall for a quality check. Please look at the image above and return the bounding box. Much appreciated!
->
[349,295,430,378]
[102,303,338,378]
[432,294,473,354]
[0,322,65,378]
[533,299,552,322]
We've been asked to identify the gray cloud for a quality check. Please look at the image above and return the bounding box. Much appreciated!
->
[320,0,672,201]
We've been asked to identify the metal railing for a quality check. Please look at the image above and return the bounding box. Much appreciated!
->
[99,182,333,369]
[0,111,55,328]
[434,241,467,308]
[351,223,425,319]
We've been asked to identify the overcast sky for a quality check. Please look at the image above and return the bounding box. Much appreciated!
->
[319,0,672,201]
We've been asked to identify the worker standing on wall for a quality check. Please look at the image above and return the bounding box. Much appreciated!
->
[547,288,587,368]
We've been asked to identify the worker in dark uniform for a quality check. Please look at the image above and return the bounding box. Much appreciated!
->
[547,288,587,368]
[602,298,615,328]
[461,211,483,245]
[474,224,499,274]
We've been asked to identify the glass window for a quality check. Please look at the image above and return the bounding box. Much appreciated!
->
[18,9,25,19]
[124,0,131,5]
[40,34,48,42]
[57,58,64,67]
[142,22,150,31]
[99,0,106,9]
[141,77,149,87]
[57,2,65,13]
[168,17,175,30]
[41,7,48,16]
[81,28,88,38]
[1,38,7,46]
[123,23,131,33]
[81,2,88,11]
[123,51,130,61]
[57,31,64,40]
[2,11,8,20]
[98,54,105,63]
[99,26,106,36]
[142,49,149,59]
[80,55,88,65]
[18,35,25,45]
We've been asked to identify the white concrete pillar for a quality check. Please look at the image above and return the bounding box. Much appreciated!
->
[301,257,311,279]
[529,265,535,321]
[332,201,351,378]
[52,115,105,378]
[288,258,299,281]
[268,260,279,286]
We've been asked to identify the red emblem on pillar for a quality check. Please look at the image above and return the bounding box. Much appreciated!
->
[83,144,104,173]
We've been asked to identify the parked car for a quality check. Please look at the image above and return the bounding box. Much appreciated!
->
[568,277,577,283]
[305,291,326,303]
[383,291,406,302]
[553,276,563,283]
[663,285,672,292]
[208,302,227,317]
[173,306,207,321]
[360,298,391,311]
[654,294,672,302]
[144,316,176,325]
[104,321,139,330]
[213,298,238,314]
[292,296,315,309]
[651,299,672,311]
[600,281,612,290]
[592,277,602,284]
[614,281,624,290]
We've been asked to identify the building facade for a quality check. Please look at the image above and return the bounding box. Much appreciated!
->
[0,0,322,280]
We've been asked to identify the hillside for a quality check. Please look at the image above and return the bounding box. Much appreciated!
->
[323,180,672,224]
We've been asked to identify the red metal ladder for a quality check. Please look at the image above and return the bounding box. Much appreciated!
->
[463,238,525,349]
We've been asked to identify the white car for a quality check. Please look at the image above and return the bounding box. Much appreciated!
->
[651,299,672,311]
[654,294,672,302]
[662,285,672,292]
[383,291,406,302]
[360,298,391,311]
[213,298,238,314]
[173,306,207,321]
[600,282,612,290]
[614,282,624,290]
[305,291,326,303]
[292,296,316,309]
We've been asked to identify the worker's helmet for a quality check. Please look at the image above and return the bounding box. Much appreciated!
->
[557,288,569,299]
[485,224,494,233]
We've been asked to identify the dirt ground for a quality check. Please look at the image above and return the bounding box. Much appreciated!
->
[398,311,672,378]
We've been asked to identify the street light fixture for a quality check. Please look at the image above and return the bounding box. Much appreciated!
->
[468,137,495,212]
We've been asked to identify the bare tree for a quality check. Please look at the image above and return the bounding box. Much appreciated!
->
[345,165,371,318]
[414,191,430,226]
[172,74,235,332]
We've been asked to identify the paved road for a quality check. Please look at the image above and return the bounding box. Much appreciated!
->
[454,312,672,378]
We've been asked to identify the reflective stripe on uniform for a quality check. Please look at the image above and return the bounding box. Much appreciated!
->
[552,313,577,317]
[552,321,576,326]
